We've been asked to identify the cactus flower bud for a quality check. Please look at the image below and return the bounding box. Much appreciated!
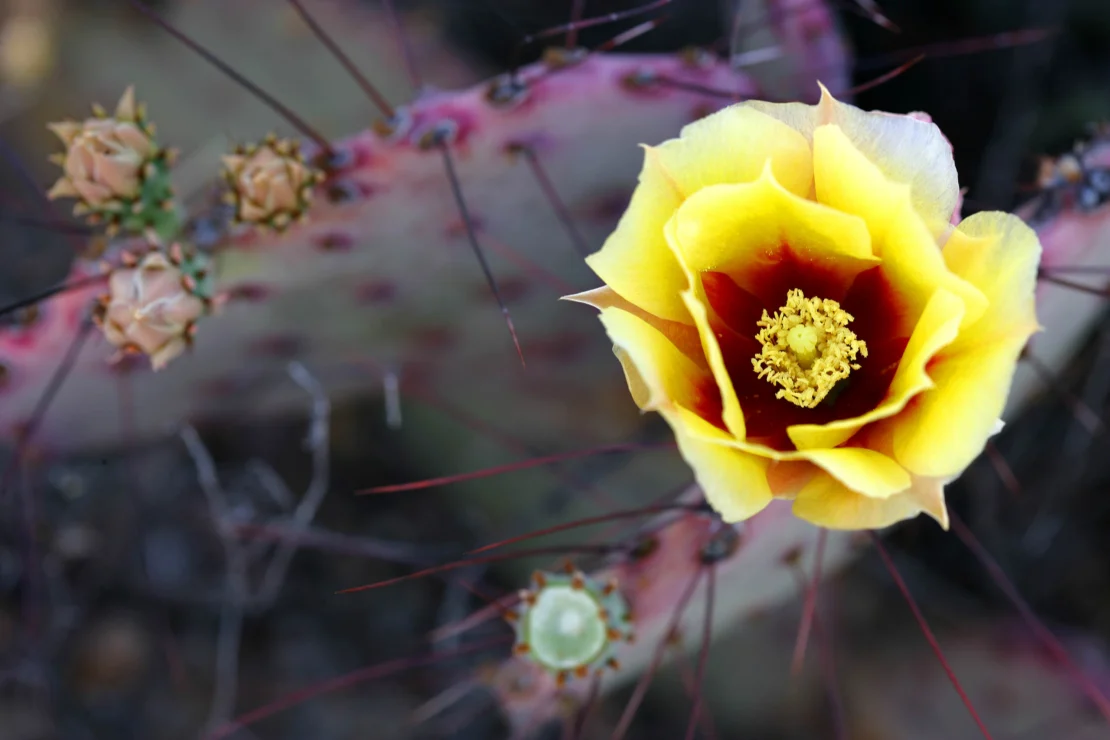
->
[506,568,633,687]
[47,87,153,205]
[46,86,178,239]
[95,250,208,371]
[221,134,322,232]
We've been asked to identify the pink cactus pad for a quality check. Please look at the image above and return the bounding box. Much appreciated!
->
[1,53,771,454]
[1008,136,1110,414]
[482,495,859,735]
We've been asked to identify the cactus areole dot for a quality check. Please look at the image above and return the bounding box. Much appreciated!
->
[511,570,633,681]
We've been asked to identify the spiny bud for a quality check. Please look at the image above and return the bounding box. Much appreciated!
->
[46,86,178,239]
[93,247,213,371]
[221,134,324,232]
[506,569,633,687]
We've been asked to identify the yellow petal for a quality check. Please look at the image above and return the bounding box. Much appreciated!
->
[652,104,814,198]
[562,286,704,363]
[678,288,746,439]
[562,286,621,310]
[747,85,959,237]
[891,331,1030,478]
[665,409,774,522]
[942,210,1042,348]
[766,459,816,497]
[801,447,910,499]
[664,164,877,284]
[792,471,949,531]
[597,306,715,416]
[876,289,966,409]
[812,123,987,332]
[612,345,652,409]
[791,470,924,530]
[906,474,951,530]
[585,147,689,322]
[788,287,965,450]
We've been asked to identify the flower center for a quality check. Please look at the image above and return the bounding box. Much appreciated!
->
[751,288,868,409]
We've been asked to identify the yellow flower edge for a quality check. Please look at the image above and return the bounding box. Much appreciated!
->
[565,86,1042,532]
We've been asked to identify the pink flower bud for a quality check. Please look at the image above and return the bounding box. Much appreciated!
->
[96,251,206,371]
[46,87,158,211]
[222,136,321,230]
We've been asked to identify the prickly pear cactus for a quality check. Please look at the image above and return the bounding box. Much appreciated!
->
[482,496,859,736]
[2,0,857,458]
[5,1,1110,738]
[0,57,717,439]
[1008,130,1110,414]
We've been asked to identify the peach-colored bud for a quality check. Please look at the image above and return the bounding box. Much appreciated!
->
[222,137,320,229]
[98,252,206,371]
[46,87,157,211]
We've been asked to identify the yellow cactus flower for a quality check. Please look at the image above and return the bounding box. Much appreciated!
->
[565,86,1041,531]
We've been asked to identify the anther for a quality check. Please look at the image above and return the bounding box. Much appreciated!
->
[752,288,867,408]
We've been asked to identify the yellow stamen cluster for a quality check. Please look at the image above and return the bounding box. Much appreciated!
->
[751,289,867,408]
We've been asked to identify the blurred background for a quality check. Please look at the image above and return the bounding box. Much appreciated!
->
[1,1,1110,738]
